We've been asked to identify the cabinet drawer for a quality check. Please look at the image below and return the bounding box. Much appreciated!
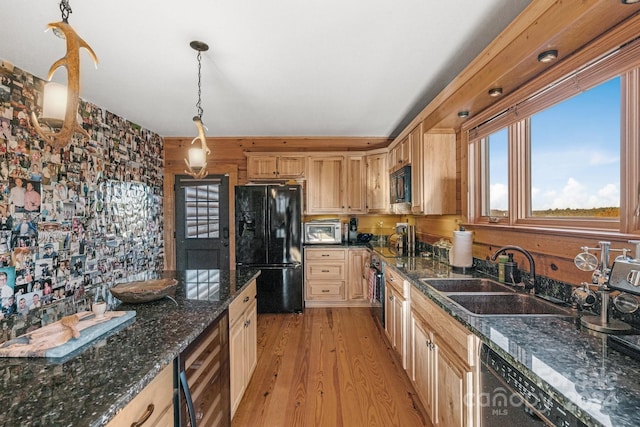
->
[229,279,257,327]
[305,263,345,280]
[410,287,478,366]
[307,282,345,299]
[305,249,346,261]
[385,267,409,297]
[106,363,174,427]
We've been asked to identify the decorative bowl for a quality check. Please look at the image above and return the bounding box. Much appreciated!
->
[109,278,178,303]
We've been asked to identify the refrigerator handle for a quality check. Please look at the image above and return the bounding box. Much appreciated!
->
[223,227,229,246]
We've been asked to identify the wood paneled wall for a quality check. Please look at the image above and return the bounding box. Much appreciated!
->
[163,137,390,270]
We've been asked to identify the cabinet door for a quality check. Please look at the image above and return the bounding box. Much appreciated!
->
[277,156,306,178]
[347,249,370,301]
[229,317,245,416]
[366,153,389,213]
[346,155,366,213]
[245,299,258,381]
[400,137,411,165]
[410,124,424,213]
[384,282,394,342]
[411,312,437,424]
[436,341,473,427]
[247,156,278,179]
[106,364,174,427]
[422,131,456,214]
[392,292,408,368]
[306,156,345,213]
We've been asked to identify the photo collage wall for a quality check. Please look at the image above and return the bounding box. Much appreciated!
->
[0,60,164,321]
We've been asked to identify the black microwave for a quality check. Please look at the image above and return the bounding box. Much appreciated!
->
[390,165,411,204]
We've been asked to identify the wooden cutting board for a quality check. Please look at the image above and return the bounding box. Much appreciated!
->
[0,310,136,358]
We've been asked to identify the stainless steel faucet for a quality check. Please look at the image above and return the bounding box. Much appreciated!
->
[491,246,536,293]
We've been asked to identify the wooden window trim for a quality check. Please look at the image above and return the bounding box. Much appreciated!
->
[467,38,640,233]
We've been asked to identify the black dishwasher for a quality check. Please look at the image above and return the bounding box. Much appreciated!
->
[480,344,586,427]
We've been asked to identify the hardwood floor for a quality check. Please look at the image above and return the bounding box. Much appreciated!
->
[232,307,431,427]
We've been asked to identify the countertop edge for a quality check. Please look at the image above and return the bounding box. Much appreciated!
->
[380,258,614,427]
[90,269,261,427]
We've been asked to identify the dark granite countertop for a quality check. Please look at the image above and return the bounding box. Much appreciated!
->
[0,268,260,427]
[377,251,640,427]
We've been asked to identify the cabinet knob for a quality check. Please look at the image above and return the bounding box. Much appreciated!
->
[322,289,330,293]
[131,404,155,427]
[321,270,330,273]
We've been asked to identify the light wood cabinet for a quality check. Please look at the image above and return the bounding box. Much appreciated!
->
[304,247,347,303]
[410,123,424,213]
[306,155,365,214]
[345,155,366,213]
[306,248,375,307]
[410,311,437,423]
[388,136,411,172]
[384,267,410,369]
[306,156,345,213]
[347,248,370,301]
[180,312,230,427]
[366,151,389,213]
[246,153,306,180]
[106,363,174,427]
[409,285,478,427]
[230,279,258,418]
[412,129,456,215]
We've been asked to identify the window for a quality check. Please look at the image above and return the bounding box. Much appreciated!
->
[530,77,620,218]
[467,38,640,233]
[185,184,221,238]
[484,128,509,217]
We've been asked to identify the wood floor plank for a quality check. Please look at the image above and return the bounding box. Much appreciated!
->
[232,307,430,427]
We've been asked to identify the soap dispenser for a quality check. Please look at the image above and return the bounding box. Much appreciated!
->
[504,253,521,285]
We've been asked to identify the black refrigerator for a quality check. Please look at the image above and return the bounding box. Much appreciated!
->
[235,184,303,313]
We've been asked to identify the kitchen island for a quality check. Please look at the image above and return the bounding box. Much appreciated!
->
[0,268,260,427]
[378,251,640,427]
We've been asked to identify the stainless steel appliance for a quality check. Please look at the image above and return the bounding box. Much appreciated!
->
[390,165,411,204]
[235,184,303,313]
[480,344,586,427]
[303,220,342,244]
[369,253,384,327]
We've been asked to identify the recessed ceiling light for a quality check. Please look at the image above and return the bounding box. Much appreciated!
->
[488,87,503,97]
[457,111,470,118]
[621,0,640,4]
[537,49,558,63]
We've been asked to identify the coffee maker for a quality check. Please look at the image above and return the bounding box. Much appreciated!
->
[348,217,358,244]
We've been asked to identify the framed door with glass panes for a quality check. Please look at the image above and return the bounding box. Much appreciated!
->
[175,175,230,270]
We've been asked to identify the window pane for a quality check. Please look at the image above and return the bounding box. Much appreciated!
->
[487,128,509,217]
[185,184,221,238]
[530,77,620,218]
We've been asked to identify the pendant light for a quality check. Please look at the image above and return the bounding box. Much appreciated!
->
[30,0,98,149]
[184,41,211,179]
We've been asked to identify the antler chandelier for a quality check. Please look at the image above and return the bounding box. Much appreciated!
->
[184,41,211,179]
[30,0,98,149]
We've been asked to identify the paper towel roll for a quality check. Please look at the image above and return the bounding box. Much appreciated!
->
[451,231,473,267]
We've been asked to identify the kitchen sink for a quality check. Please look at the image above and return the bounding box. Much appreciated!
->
[445,293,574,317]
[421,278,516,293]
